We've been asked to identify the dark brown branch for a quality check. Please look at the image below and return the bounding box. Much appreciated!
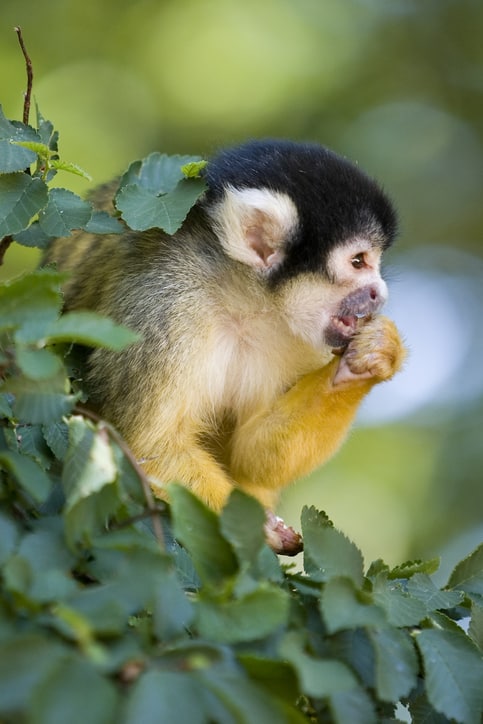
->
[0,235,13,266]
[74,405,166,549]
[14,26,33,126]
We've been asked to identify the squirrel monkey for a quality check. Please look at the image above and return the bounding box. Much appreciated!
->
[44,140,406,554]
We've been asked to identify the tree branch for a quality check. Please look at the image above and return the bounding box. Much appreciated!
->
[0,236,13,267]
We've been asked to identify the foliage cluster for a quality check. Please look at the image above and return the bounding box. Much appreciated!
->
[1,101,483,724]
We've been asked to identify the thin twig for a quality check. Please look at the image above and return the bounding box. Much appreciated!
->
[14,27,33,125]
[74,405,166,549]
[1,29,34,267]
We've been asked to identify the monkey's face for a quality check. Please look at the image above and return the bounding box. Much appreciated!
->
[279,238,387,351]
[205,140,397,354]
[208,185,391,353]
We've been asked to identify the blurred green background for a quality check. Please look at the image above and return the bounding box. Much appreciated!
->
[1,0,482,577]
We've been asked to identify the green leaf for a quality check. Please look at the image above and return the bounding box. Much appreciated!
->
[197,664,292,724]
[372,573,427,627]
[4,523,78,603]
[406,573,465,612]
[14,221,53,249]
[152,566,195,640]
[0,511,19,565]
[119,152,205,194]
[168,537,201,591]
[330,629,375,689]
[0,634,67,716]
[254,545,284,583]
[83,548,172,616]
[63,417,116,509]
[196,585,290,644]
[91,526,161,554]
[408,692,452,724]
[35,105,58,152]
[84,210,124,234]
[328,687,377,724]
[320,577,386,633]
[238,654,300,704]
[11,140,51,159]
[0,269,63,342]
[169,484,238,585]
[279,631,358,698]
[60,588,126,637]
[16,347,63,380]
[302,506,364,586]
[42,421,69,460]
[447,543,483,596]
[181,160,207,178]
[29,657,118,724]
[116,177,206,235]
[0,140,37,172]
[116,158,141,187]
[0,107,40,172]
[50,159,92,181]
[38,188,92,237]
[366,558,390,580]
[0,173,48,236]
[368,627,418,702]
[124,670,208,724]
[45,311,140,349]
[0,451,52,502]
[415,628,483,724]
[389,558,440,579]
[0,392,13,418]
[469,601,483,650]
[16,423,52,470]
[2,555,31,597]
[63,417,118,544]
[50,604,105,660]
[14,392,77,425]
[220,490,266,564]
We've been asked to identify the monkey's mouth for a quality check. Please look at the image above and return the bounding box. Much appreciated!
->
[326,313,369,349]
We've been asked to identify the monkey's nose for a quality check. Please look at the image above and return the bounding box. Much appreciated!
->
[340,285,385,318]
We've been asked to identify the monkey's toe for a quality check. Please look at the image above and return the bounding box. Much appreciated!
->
[264,511,303,555]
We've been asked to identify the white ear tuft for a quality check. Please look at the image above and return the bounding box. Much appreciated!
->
[208,187,298,271]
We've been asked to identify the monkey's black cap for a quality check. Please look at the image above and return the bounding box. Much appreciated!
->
[204,139,398,280]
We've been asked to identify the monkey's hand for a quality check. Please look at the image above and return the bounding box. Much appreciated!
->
[333,315,406,386]
[264,511,303,556]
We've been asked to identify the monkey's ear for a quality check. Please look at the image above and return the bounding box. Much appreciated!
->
[209,187,298,271]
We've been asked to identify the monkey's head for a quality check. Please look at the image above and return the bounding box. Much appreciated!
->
[204,139,397,352]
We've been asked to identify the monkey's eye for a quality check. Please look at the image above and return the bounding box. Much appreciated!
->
[351,253,366,269]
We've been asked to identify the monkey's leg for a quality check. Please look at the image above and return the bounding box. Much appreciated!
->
[229,316,405,497]
[139,434,303,555]
[139,437,235,512]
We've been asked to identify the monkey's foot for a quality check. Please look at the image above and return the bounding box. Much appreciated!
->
[264,511,303,555]
[333,315,406,385]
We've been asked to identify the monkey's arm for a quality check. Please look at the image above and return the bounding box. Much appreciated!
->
[228,316,405,503]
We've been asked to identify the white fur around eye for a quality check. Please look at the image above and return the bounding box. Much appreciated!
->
[327,239,382,282]
[208,187,299,270]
